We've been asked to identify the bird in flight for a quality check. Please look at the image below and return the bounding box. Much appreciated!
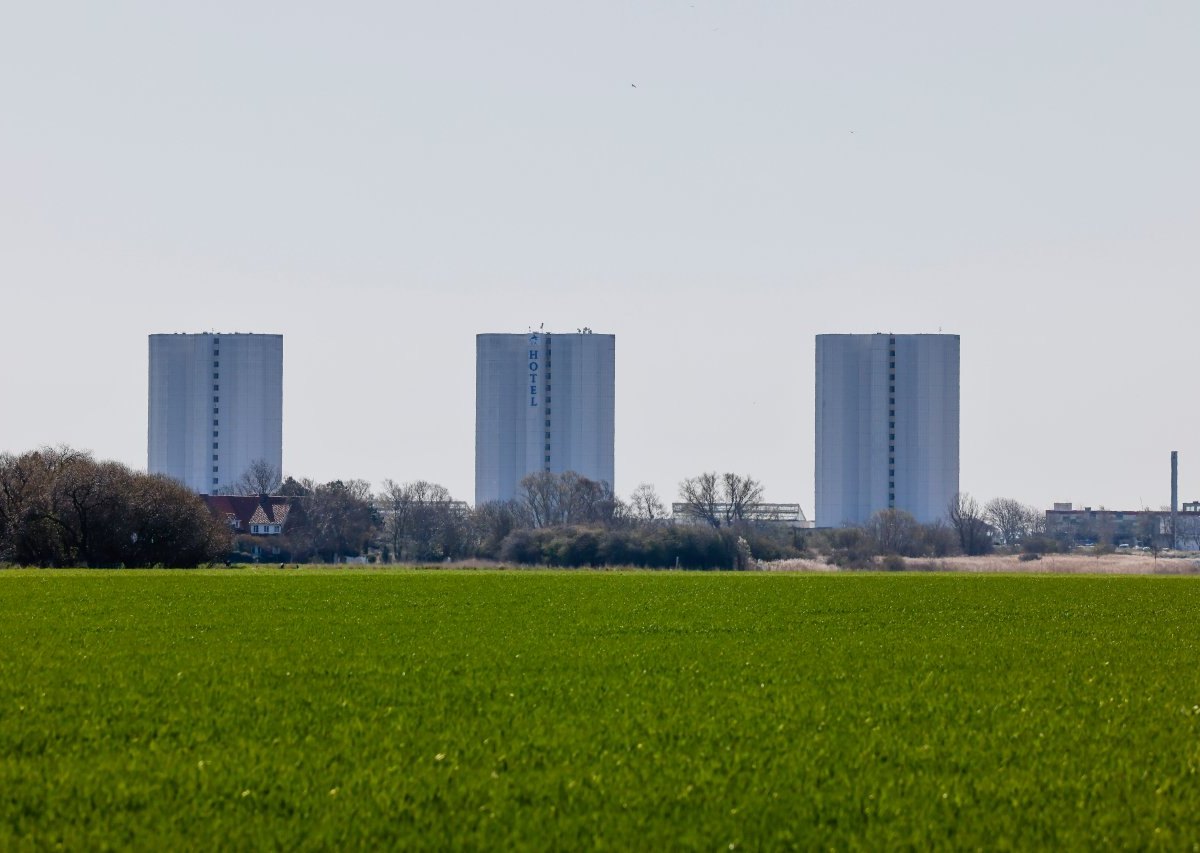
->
[631,83,637,88]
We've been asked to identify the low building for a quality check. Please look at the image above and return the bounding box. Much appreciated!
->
[1044,503,1200,550]
[203,494,293,536]
[1177,506,1200,550]
[671,503,815,529]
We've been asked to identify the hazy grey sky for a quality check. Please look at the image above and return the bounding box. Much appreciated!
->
[2,1,1197,513]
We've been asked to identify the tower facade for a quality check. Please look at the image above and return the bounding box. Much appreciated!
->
[476,331,615,505]
[148,333,283,493]
[815,333,959,526]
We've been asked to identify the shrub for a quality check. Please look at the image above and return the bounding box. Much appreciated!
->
[494,524,747,570]
[1022,535,1061,555]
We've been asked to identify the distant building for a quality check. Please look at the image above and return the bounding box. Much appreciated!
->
[149,333,283,493]
[475,330,615,505]
[203,494,292,536]
[815,333,959,526]
[1045,503,1200,550]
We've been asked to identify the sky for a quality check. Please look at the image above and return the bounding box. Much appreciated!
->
[1,1,1197,514]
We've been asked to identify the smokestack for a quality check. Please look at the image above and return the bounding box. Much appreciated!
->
[1172,451,1179,550]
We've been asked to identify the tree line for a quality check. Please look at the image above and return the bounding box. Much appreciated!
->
[213,471,1057,568]
[2,446,1054,569]
[0,448,227,567]
[0,448,801,568]
[246,468,799,569]
[798,493,1054,569]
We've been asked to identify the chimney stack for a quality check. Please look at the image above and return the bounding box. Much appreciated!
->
[1171,451,1179,550]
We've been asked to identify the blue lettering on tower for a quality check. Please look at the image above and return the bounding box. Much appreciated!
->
[527,334,539,406]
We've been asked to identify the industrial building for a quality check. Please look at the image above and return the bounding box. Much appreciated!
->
[815,333,959,526]
[1044,452,1200,550]
[1044,504,1200,551]
[475,330,615,505]
[148,333,283,493]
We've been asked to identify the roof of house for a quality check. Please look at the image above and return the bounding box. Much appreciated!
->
[203,494,292,529]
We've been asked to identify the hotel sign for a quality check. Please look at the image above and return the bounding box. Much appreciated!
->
[528,333,539,407]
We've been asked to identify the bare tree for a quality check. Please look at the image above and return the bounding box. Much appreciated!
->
[516,471,617,528]
[865,508,920,556]
[0,449,62,565]
[378,479,466,562]
[288,479,377,562]
[235,459,282,496]
[519,471,563,528]
[558,471,617,525]
[470,499,526,558]
[676,472,765,528]
[629,483,666,522]
[984,497,1042,547]
[948,492,992,556]
[677,472,722,527]
[276,476,312,497]
[722,473,765,522]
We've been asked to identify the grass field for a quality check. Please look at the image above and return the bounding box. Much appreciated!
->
[2,570,1200,849]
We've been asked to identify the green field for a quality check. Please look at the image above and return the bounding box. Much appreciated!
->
[2,571,1200,849]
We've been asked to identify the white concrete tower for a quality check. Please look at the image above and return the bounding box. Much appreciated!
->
[148,333,283,493]
[476,331,615,505]
[815,333,959,526]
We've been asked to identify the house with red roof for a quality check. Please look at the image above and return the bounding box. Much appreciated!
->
[203,494,293,536]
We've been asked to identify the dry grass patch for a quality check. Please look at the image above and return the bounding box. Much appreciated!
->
[759,552,1200,574]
